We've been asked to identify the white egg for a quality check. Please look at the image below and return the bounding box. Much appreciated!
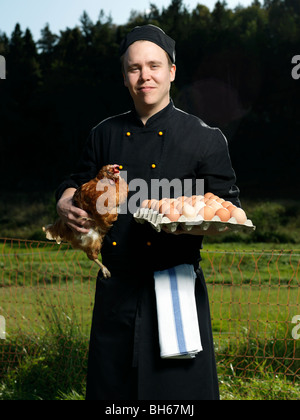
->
[182,203,197,219]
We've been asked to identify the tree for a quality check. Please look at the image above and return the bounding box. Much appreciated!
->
[38,24,58,54]
[0,1,299,194]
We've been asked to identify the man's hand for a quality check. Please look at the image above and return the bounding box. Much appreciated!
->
[162,224,229,236]
[56,188,92,234]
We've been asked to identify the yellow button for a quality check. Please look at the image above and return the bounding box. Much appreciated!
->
[151,164,156,169]
[112,242,117,246]
[126,132,131,137]
[119,165,123,170]
[158,131,163,136]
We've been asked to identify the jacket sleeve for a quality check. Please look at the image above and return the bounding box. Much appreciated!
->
[55,128,100,202]
[198,128,241,207]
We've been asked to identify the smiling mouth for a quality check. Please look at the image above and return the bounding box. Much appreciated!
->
[138,86,155,92]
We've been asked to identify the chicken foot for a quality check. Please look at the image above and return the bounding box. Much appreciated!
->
[94,259,111,278]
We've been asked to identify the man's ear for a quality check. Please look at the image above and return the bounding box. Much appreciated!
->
[170,64,176,83]
[123,73,128,88]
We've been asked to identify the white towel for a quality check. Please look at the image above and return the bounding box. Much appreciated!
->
[154,264,203,359]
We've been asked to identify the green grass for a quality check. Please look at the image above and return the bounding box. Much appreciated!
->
[0,302,299,400]
[1,239,299,400]
[0,193,300,400]
[219,376,300,400]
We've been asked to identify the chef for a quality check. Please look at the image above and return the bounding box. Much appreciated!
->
[56,25,240,400]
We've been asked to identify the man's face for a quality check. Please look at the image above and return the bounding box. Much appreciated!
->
[123,40,176,114]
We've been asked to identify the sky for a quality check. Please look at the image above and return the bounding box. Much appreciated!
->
[0,0,253,41]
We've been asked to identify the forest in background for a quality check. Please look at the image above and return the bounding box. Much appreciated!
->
[0,0,299,198]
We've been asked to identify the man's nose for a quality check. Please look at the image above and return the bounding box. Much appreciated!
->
[139,67,151,81]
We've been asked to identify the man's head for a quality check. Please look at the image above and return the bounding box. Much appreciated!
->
[120,25,176,118]
[120,25,176,64]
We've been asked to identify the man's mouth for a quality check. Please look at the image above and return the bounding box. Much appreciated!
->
[138,86,155,92]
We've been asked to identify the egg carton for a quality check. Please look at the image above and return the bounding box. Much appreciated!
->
[133,207,256,233]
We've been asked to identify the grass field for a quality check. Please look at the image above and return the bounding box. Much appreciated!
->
[0,194,300,400]
[0,238,299,400]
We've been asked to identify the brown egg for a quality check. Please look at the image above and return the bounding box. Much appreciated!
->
[199,205,216,220]
[151,199,160,211]
[231,208,247,224]
[184,196,191,204]
[165,206,181,222]
[195,195,204,202]
[190,195,199,206]
[147,200,153,209]
[184,196,193,206]
[227,205,237,214]
[158,198,167,207]
[216,197,225,203]
[141,199,150,209]
[215,207,231,222]
[159,202,170,215]
[175,200,184,214]
[206,199,222,211]
[204,192,214,199]
[222,201,233,208]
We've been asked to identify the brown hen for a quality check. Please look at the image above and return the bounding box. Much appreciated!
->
[43,164,128,278]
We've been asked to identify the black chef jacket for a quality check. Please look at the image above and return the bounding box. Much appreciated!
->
[56,99,240,400]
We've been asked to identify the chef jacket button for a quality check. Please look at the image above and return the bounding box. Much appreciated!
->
[112,241,117,246]
[126,132,131,137]
[151,164,156,169]
[158,131,163,136]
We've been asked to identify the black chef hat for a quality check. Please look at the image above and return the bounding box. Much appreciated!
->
[119,24,176,63]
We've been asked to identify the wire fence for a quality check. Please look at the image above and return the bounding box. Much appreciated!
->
[0,238,299,399]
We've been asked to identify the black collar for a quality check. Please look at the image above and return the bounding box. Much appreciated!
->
[130,99,175,128]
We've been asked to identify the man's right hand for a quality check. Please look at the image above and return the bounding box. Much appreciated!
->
[56,188,92,234]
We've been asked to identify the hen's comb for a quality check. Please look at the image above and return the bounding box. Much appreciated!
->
[113,164,120,173]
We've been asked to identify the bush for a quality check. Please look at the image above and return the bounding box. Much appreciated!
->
[248,202,299,243]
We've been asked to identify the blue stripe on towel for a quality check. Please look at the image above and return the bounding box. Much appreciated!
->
[168,267,187,355]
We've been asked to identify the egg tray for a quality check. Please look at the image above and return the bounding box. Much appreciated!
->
[133,208,256,234]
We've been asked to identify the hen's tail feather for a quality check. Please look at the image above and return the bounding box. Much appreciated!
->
[42,225,62,244]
